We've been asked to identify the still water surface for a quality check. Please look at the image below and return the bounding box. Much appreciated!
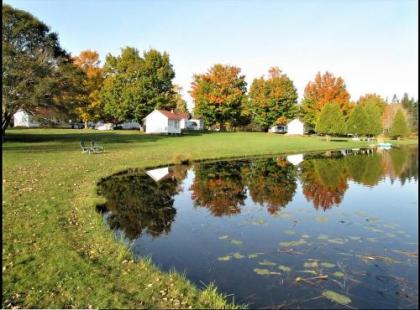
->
[97,146,418,309]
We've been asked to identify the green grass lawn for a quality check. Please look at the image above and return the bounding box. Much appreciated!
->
[2,129,417,308]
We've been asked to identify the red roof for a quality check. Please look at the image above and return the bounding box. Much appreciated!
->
[158,110,189,120]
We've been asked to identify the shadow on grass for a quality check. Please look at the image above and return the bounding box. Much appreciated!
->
[3,129,209,144]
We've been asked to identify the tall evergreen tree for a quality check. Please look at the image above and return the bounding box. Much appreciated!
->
[346,104,369,136]
[389,109,409,139]
[315,102,346,136]
[364,101,383,136]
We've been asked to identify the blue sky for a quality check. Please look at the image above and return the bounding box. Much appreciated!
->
[5,0,418,110]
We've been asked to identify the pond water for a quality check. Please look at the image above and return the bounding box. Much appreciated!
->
[96,145,418,309]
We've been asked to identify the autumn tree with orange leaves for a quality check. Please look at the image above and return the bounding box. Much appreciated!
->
[301,71,352,128]
[190,161,248,216]
[72,50,104,128]
[299,154,349,210]
[190,64,247,130]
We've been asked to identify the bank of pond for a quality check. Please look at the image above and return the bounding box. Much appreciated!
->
[96,145,418,309]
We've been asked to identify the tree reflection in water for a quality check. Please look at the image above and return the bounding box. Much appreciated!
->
[246,157,297,214]
[96,166,188,240]
[300,152,349,210]
[96,147,418,238]
[190,161,249,216]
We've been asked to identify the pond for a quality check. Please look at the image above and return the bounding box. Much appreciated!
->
[96,145,418,309]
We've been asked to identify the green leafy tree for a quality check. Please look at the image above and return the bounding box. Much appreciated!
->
[346,104,370,136]
[2,4,81,133]
[389,109,409,139]
[315,102,346,136]
[100,47,176,123]
[190,64,247,130]
[364,101,383,136]
[248,67,298,131]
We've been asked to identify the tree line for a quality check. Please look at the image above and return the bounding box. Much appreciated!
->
[2,4,417,138]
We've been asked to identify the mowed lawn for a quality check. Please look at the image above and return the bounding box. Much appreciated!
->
[2,129,417,308]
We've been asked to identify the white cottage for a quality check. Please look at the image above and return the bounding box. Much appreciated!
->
[286,118,304,135]
[13,110,41,128]
[143,110,189,134]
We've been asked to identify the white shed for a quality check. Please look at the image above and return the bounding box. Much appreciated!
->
[143,110,189,134]
[187,118,204,130]
[286,118,304,135]
[13,110,41,128]
[95,121,114,130]
[119,120,141,130]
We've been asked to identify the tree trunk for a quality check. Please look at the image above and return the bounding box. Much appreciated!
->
[84,121,88,129]
[2,113,12,136]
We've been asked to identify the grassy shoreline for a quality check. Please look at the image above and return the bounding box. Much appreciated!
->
[2,129,417,308]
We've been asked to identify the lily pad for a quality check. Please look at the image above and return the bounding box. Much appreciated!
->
[259,259,276,266]
[217,255,231,261]
[247,252,264,259]
[254,268,271,275]
[233,252,244,259]
[332,271,345,278]
[367,227,383,233]
[300,270,317,275]
[317,234,329,240]
[278,265,292,272]
[366,237,377,243]
[301,234,310,239]
[382,223,399,229]
[279,239,307,247]
[385,233,396,238]
[303,260,318,268]
[322,290,351,305]
[230,239,243,245]
[349,236,361,240]
[284,230,296,235]
[252,219,266,225]
[320,262,336,268]
[218,235,229,240]
[327,238,346,245]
